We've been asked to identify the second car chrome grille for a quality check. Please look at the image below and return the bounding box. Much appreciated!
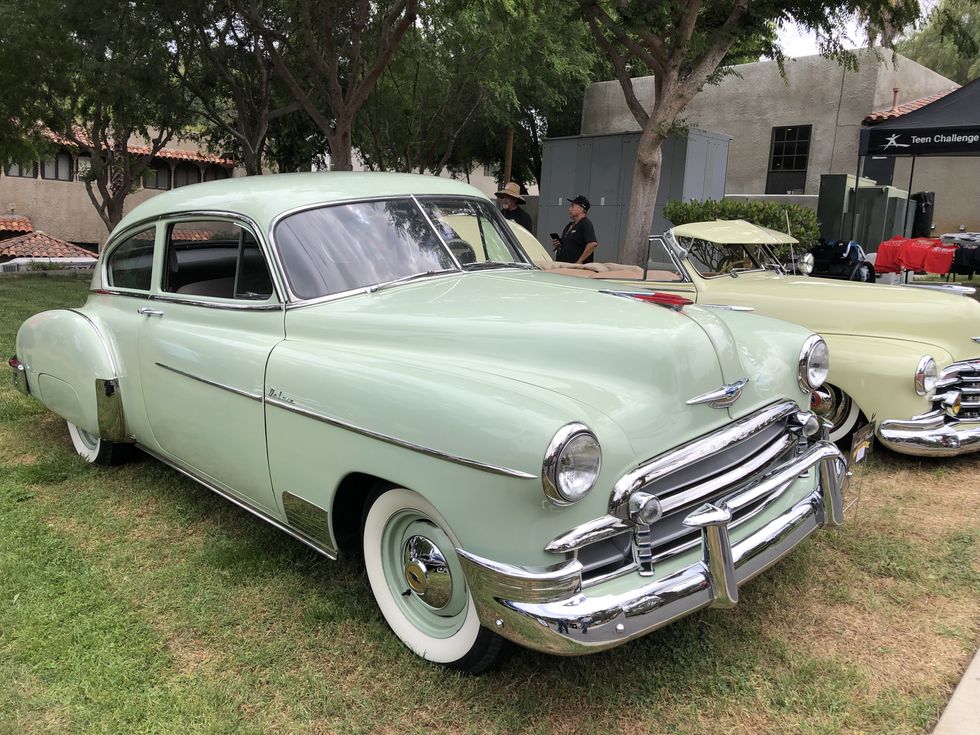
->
[575,401,809,585]
[935,359,980,420]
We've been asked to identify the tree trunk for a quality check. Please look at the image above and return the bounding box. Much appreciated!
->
[621,128,665,265]
[330,119,354,170]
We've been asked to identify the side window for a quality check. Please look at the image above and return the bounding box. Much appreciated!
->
[163,220,274,300]
[645,238,684,281]
[106,228,155,291]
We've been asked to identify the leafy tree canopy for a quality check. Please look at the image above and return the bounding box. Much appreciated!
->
[898,0,980,84]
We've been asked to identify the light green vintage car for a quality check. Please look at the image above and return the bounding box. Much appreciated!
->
[516,220,980,457]
[11,173,847,672]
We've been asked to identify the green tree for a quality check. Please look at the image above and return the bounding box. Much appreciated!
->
[898,0,980,84]
[578,0,921,265]
[246,0,419,171]
[159,1,300,176]
[0,0,191,233]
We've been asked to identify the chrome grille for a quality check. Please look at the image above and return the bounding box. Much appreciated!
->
[577,403,806,585]
[935,359,980,420]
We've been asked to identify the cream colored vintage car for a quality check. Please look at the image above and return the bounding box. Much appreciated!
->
[511,220,980,457]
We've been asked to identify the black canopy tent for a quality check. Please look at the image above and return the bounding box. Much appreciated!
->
[860,76,980,157]
[854,77,979,244]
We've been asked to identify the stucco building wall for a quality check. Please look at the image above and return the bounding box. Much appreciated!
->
[580,51,975,233]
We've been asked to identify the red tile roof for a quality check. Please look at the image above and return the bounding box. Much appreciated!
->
[44,129,233,166]
[0,231,97,259]
[864,87,960,123]
[0,215,33,234]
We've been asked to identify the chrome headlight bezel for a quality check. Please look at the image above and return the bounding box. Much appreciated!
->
[798,335,830,393]
[914,355,939,396]
[542,423,602,505]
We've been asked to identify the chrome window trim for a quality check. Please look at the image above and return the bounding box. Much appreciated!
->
[102,210,289,303]
[609,400,799,513]
[90,288,152,299]
[644,235,691,283]
[155,362,264,402]
[265,395,535,479]
[160,213,287,304]
[99,223,158,295]
[149,293,284,312]
[282,271,466,311]
[138,443,338,559]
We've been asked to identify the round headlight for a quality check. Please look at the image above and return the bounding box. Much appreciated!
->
[542,424,601,505]
[914,356,938,396]
[798,335,830,393]
[800,252,814,275]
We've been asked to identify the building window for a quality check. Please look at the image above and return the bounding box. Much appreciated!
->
[203,165,230,182]
[41,151,73,181]
[143,162,171,190]
[765,125,811,195]
[5,161,37,178]
[76,155,92,181]
[172,162,201,188]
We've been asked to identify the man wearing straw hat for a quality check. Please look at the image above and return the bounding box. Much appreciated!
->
[495,181,533,231]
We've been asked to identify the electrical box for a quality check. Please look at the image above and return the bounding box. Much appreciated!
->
[538,129,731,262]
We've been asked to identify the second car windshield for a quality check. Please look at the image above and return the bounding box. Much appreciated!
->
[677,237,772,277]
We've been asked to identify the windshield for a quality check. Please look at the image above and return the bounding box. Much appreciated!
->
[675,236,780,277]
[274,196,529,300]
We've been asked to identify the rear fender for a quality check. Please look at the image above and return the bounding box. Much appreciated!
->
[15,309,127,441]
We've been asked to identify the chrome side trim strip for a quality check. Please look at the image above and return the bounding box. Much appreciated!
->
[149,294,284,312]
[155,362,263,402]
[137,444,338,559]
[609,401,799,513]
[545,515,631,554]
[264,395,536,479]
[699,304,755,312]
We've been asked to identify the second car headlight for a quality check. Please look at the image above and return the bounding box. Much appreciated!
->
[798,335,830,393]
[542,424,602,505]
[914,356,939,396]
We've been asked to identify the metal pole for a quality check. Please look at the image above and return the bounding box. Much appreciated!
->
[850,154,862,241]
[905,156,917,237]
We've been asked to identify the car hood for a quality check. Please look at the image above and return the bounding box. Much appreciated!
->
[701,271,980,360]
[286,270,795,453]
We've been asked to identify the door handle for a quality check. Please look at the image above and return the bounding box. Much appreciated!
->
[137,307,164,317]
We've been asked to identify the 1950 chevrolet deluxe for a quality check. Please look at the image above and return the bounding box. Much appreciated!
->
[11,173,847,672]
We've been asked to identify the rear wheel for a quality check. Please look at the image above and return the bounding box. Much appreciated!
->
[811,385,863,445]
[66,421,129,466]
[362,487,507,673]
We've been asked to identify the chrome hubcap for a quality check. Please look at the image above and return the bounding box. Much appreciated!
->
[402,535,453,610]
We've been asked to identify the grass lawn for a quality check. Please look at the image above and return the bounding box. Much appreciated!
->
[1,273,978,734]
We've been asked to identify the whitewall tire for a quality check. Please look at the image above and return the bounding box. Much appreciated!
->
[362,487,506,673]
[66,421,128,466]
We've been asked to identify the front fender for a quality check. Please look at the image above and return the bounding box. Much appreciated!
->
[821,333,952,424]
[15,309,126,440]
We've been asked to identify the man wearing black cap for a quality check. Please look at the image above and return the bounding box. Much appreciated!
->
[552,195,598,264]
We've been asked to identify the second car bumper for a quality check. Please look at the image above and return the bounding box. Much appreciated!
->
[879,410,980,457]
[457,442,847,655]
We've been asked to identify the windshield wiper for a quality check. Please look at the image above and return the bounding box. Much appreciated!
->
[461,261,534,271]
[366,269,456,294]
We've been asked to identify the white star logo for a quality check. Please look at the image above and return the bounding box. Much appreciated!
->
[881,134,910,149]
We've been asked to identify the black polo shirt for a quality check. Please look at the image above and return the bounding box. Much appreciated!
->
[502,206,533,232]
[556,216,596,263]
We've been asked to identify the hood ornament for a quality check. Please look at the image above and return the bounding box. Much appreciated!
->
[686,379,749,409]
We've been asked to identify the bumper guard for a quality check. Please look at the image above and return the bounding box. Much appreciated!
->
[879,410,980,457]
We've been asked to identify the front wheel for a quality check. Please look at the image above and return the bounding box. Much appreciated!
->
[66,421,129,466]
[362,487,507,674]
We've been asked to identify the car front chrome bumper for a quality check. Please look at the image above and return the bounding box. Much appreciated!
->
[457,442,847,655]
[879,410,980,456]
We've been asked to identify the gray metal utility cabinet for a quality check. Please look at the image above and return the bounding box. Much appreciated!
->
[537,129,730,262]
